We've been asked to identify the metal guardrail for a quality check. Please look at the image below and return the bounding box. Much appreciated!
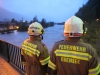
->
[0,39,25,72]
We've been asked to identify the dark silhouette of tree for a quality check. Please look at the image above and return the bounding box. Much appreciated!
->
[75,0,100,22]
[29,16,38,24]
[82,21,100,56]
[18,20,28,31]
[40,18,48,28]
[3,18,10,30]
[48,22,54,26]
[30,21,33,24]
[33,16,38,22]
[11,18,16,23]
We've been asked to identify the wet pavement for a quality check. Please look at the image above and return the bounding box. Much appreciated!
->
[0,56,24,75]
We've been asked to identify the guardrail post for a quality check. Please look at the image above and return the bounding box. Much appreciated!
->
[6,43,10,62]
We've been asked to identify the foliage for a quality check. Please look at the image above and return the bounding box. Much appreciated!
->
[75,0,100,56]
[33,16,38,22]
[82,21,100,56]
[40,18,48,28]
[40,18,54,28]
[75,0,100,22]
[29,16,38,24]
[7,16,54,31]
[18,20,28,31]
[11,18,16,23]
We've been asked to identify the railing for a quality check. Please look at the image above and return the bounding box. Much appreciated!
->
[0,39,25,72]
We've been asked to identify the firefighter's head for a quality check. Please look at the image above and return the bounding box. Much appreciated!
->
[64,16,87,37]
[28,22,45,36]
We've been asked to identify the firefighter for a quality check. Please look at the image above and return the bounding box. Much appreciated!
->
[47,16,100,75]
[21,22,50,75]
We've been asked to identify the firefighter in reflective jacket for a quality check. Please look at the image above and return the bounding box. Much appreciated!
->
[47,16,100,75]
[21,22,50,75]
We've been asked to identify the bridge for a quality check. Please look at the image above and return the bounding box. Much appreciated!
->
[0,39,25,75]
[0,39,100,74]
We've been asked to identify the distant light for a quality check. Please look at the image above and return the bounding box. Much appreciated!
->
[16,26,19,29]
[96,19,99,21]
[23,21,26,22]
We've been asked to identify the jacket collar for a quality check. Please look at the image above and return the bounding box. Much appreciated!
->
[65,37,83,42]
[29,36,42,41]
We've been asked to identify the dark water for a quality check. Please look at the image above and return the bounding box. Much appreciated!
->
[0,25,64,51]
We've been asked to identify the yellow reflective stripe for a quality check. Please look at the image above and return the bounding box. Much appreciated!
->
[40,56,50,65]
[55,50,92,61]
[89,63,100,75]
[48,60,56,70]
[22,44,40,54]
[22,45,40,57]
[23,42,37,48]
[22,47,34,54]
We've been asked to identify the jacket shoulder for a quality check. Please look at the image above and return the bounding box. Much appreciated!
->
[55,40,64,44]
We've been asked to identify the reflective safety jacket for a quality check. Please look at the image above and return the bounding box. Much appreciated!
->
[48,38,100,75]
[21,36,50,75]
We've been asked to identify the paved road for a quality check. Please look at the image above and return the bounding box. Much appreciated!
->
[0,56,24,75]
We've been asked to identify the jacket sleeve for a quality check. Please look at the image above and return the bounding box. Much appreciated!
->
[88,45,100,75]
[21,43,26,65]
[47,44,57,75]
[39,43,50,72]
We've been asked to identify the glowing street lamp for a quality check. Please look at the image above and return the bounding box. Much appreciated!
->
[16,26,19,29]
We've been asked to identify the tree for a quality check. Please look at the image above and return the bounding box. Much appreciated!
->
[18,20,28,31]
[11,18,16,23]
[75,0,100,22]
[3,18,10,30]
[40,18,48,28]
[33,16,38,22]
[82,21,100,56]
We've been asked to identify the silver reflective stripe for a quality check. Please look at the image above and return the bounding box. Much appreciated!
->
[55,49,92,61]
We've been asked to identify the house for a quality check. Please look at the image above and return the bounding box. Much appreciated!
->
[8,23,19,30]
[0,21,19,30]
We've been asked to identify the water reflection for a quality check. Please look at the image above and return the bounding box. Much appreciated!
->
[14,30,18,34]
